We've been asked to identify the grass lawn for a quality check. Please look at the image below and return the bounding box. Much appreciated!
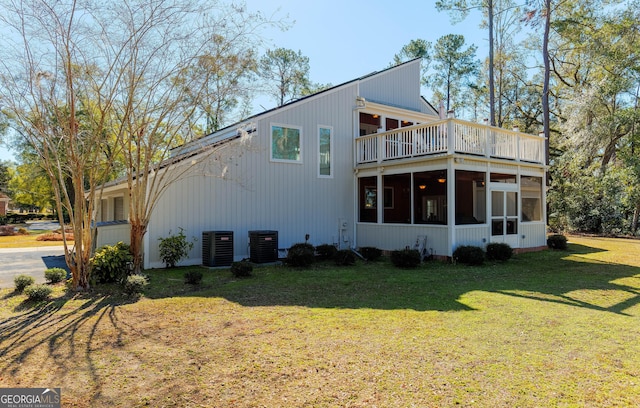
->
[1,235,639,407]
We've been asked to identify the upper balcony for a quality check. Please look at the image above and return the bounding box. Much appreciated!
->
[356,118,545,165]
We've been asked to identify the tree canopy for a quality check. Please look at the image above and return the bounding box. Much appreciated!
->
[394,0,639,235]
[430,34,480,112]
[0,0,283,284]
[259,48,311,106]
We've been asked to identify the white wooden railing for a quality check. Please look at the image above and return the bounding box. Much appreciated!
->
[356,119,545,164]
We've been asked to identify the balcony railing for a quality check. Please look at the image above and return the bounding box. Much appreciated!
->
[356,118,545,165]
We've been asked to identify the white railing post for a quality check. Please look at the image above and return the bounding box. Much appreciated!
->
[447,118,455,155]
[355,121,544,165]
[412,128,417,158]
[485,124,491,158]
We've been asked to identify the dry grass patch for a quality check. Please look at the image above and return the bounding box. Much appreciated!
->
[0,231,67,248]
[1,236,639,407]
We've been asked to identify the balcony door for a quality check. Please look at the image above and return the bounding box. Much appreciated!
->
[490,187,519,248]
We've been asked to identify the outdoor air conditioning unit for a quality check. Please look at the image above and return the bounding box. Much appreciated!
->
[202,231,233,267]
[248,230,278,263]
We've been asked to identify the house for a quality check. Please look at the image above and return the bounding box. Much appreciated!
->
[0,192,9,217]
[95,59,547,268]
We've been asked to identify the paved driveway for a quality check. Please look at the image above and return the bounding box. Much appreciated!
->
[0,246,67,289]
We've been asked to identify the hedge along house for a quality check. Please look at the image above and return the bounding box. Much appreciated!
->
[94,59,547,268]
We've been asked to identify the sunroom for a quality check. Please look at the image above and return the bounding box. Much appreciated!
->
[354,107,547,258]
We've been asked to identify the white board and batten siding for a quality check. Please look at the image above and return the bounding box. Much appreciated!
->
[358,60,429,113]
[356,224,450,258]
[97,59,548,267]
[357,222,546,258]
[144,61,435,268]
[145,83,361,268]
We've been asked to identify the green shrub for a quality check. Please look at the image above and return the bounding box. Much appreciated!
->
[486,243,513,262]
[547,234,568,250]
[158,228,195,268]
[334,249,357,266]
[14,274,35,293]
[24,284,53,301]
[123,274,148,295]
[359,246,382,261]
[231,260,253,277]
[315,244,338,260]
[285,243,315,268]
[184,270,203,285]
[91,242,133,283]
[453,245,485,266]
[44,267,67,284]
[390,248,421,268]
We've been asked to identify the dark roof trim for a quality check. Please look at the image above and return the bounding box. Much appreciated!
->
[421,96,439,116]
[175,58,424,153]
[99,134,242,190]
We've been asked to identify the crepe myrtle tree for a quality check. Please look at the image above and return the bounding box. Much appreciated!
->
[0,0,284,283]
[110,1,277,274]
[0,0,123,290]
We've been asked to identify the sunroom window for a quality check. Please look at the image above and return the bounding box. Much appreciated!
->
[414,170,448,224]
[521,176,543,221]
[383,174,411,224]
[455,170,487,225]
[359,176,377,222]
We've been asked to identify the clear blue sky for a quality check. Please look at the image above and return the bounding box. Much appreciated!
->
[0,1,487,163]
[245,0,488,104]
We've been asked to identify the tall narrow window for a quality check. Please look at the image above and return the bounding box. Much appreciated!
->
[114,197,124,221]
[455,170,486,224]
[100,199,108,222]
[318,126,332,177]
[383,174,411,224]
[414,170,448,224]
[521,176,543,221]
[359,176,378,223]
[271,124,302,162]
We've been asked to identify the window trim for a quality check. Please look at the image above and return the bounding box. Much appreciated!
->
[520,175,543,222]
[113,195,126,221]
[270,123,303,164]
[317,125,333,178]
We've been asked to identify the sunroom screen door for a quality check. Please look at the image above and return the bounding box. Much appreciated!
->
[490,189,519,248]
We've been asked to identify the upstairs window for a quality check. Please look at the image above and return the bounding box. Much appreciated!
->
[271,124,302,162]
[318,126,332,177]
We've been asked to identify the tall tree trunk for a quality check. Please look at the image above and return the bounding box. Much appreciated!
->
[447,72,452,111]
[632,203,640,235]
[542,0,551,169]
[130,219,146,274]
[488,0,496,126]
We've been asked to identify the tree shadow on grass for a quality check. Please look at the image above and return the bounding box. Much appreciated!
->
[2,290,21,300]
[0,288,139,405]
[144,242,640,315]
[490,243,640,316]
